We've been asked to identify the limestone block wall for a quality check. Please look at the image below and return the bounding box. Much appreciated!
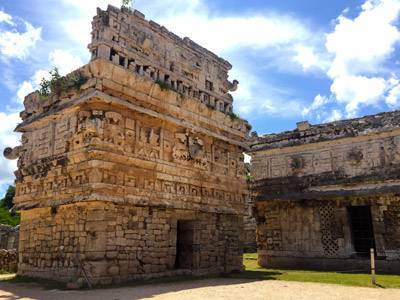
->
[250,114,400,273]
[243,194,256,252]
[251,131,400,190]
[4,5,250,284]
[89,5,238,114]
[0,225,19,250]
[18,202,243,285]
[255,195,400,272]
[0,249,18,273]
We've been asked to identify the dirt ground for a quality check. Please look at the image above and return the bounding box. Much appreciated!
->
[0,278,400,300]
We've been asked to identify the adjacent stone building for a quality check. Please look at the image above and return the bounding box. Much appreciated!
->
[4,5,250,285]
[0,225,19,250]
[250,113,400,273]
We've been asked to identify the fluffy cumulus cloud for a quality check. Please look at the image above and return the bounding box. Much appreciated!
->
[14,49,84,104]
[58,0,317,118]
[15,69,49,103]
[302,0,400,121]
[0,11,13,25]
[302,94,331,116]
[323,0,400,117]
[330,75,387,114]
[0,10,42,60]
[49,49,84,75]
[325,109,343,122]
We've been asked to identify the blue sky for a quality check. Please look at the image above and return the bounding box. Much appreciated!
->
[0,0,400,194]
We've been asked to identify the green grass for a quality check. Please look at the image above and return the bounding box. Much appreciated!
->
[0,205,19,226]
[231,253,400,288]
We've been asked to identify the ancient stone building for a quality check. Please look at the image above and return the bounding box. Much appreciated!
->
[250,113,400,273]
[4,5,250,285]
[0,225,19,250]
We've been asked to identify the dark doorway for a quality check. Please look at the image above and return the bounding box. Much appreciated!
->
[175,220,195,269]
[348,206,376,256]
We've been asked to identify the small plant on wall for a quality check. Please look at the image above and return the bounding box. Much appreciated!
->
[121,0,133,12]
[39,68,88,98]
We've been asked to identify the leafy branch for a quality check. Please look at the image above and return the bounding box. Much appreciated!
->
[121,0,133,12]
[39,68,88,98]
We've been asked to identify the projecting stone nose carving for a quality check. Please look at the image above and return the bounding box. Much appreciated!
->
[229,80,239,92]
[3,146,22,160]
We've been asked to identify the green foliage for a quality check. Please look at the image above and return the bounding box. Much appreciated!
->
[0,186,19,226]
[39,68,88,98]
[2,186,15,210]
[121,0,133,11]
[229,112,240,121]
[246,174,254,183]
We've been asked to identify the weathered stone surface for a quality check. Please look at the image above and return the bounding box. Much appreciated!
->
[0,225,19,250]
[0,249,18,273]
[4,5,249,284]
[250,115,400,273]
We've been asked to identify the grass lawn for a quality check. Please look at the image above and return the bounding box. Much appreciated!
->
[232,253,400,288]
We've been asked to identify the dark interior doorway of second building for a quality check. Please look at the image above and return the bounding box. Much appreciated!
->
[175,220,195,269]
[348,206,376,256]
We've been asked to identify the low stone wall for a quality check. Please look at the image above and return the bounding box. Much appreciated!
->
[0,249,18,272]
[0,225,19,250]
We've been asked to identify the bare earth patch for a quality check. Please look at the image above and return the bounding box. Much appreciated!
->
[0,278,400,300]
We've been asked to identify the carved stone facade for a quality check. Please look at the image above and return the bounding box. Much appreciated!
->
[4,5,250,285]
[89,6,239,115]
[250,113,400,273]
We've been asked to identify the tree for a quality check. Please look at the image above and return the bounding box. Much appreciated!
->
[2,186,15,210]
[121,0,133,11]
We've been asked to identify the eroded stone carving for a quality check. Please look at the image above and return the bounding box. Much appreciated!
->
[4,5,250,284]
[251,114,400,274]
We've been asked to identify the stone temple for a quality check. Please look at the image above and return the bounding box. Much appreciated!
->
[4,5,251,284]
[5,2,400,285]
[250,114,400,273]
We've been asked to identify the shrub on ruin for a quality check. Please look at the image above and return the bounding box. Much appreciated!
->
[39,68,88,98]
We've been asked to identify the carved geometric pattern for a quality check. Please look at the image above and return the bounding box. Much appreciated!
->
[319,204,339,256]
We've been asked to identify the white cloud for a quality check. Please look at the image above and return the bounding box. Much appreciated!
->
[158,14,312,54]
[0,10,13,25]
[325,109,343,122]
[0,112,21,185]
[330,75,387,116]
[15,69,49,104]
[326,0,400,78]
[302,94,330,116]
[14,48,82,105]
[16,81,35,103]
[322,0,400,116]
[230,68,304,118]
[386,80,400,108]
[49,49,84,75]
[0,19,42,59]
[58,0,318,118]
[61,0,121,50]
[293,45,326,71]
